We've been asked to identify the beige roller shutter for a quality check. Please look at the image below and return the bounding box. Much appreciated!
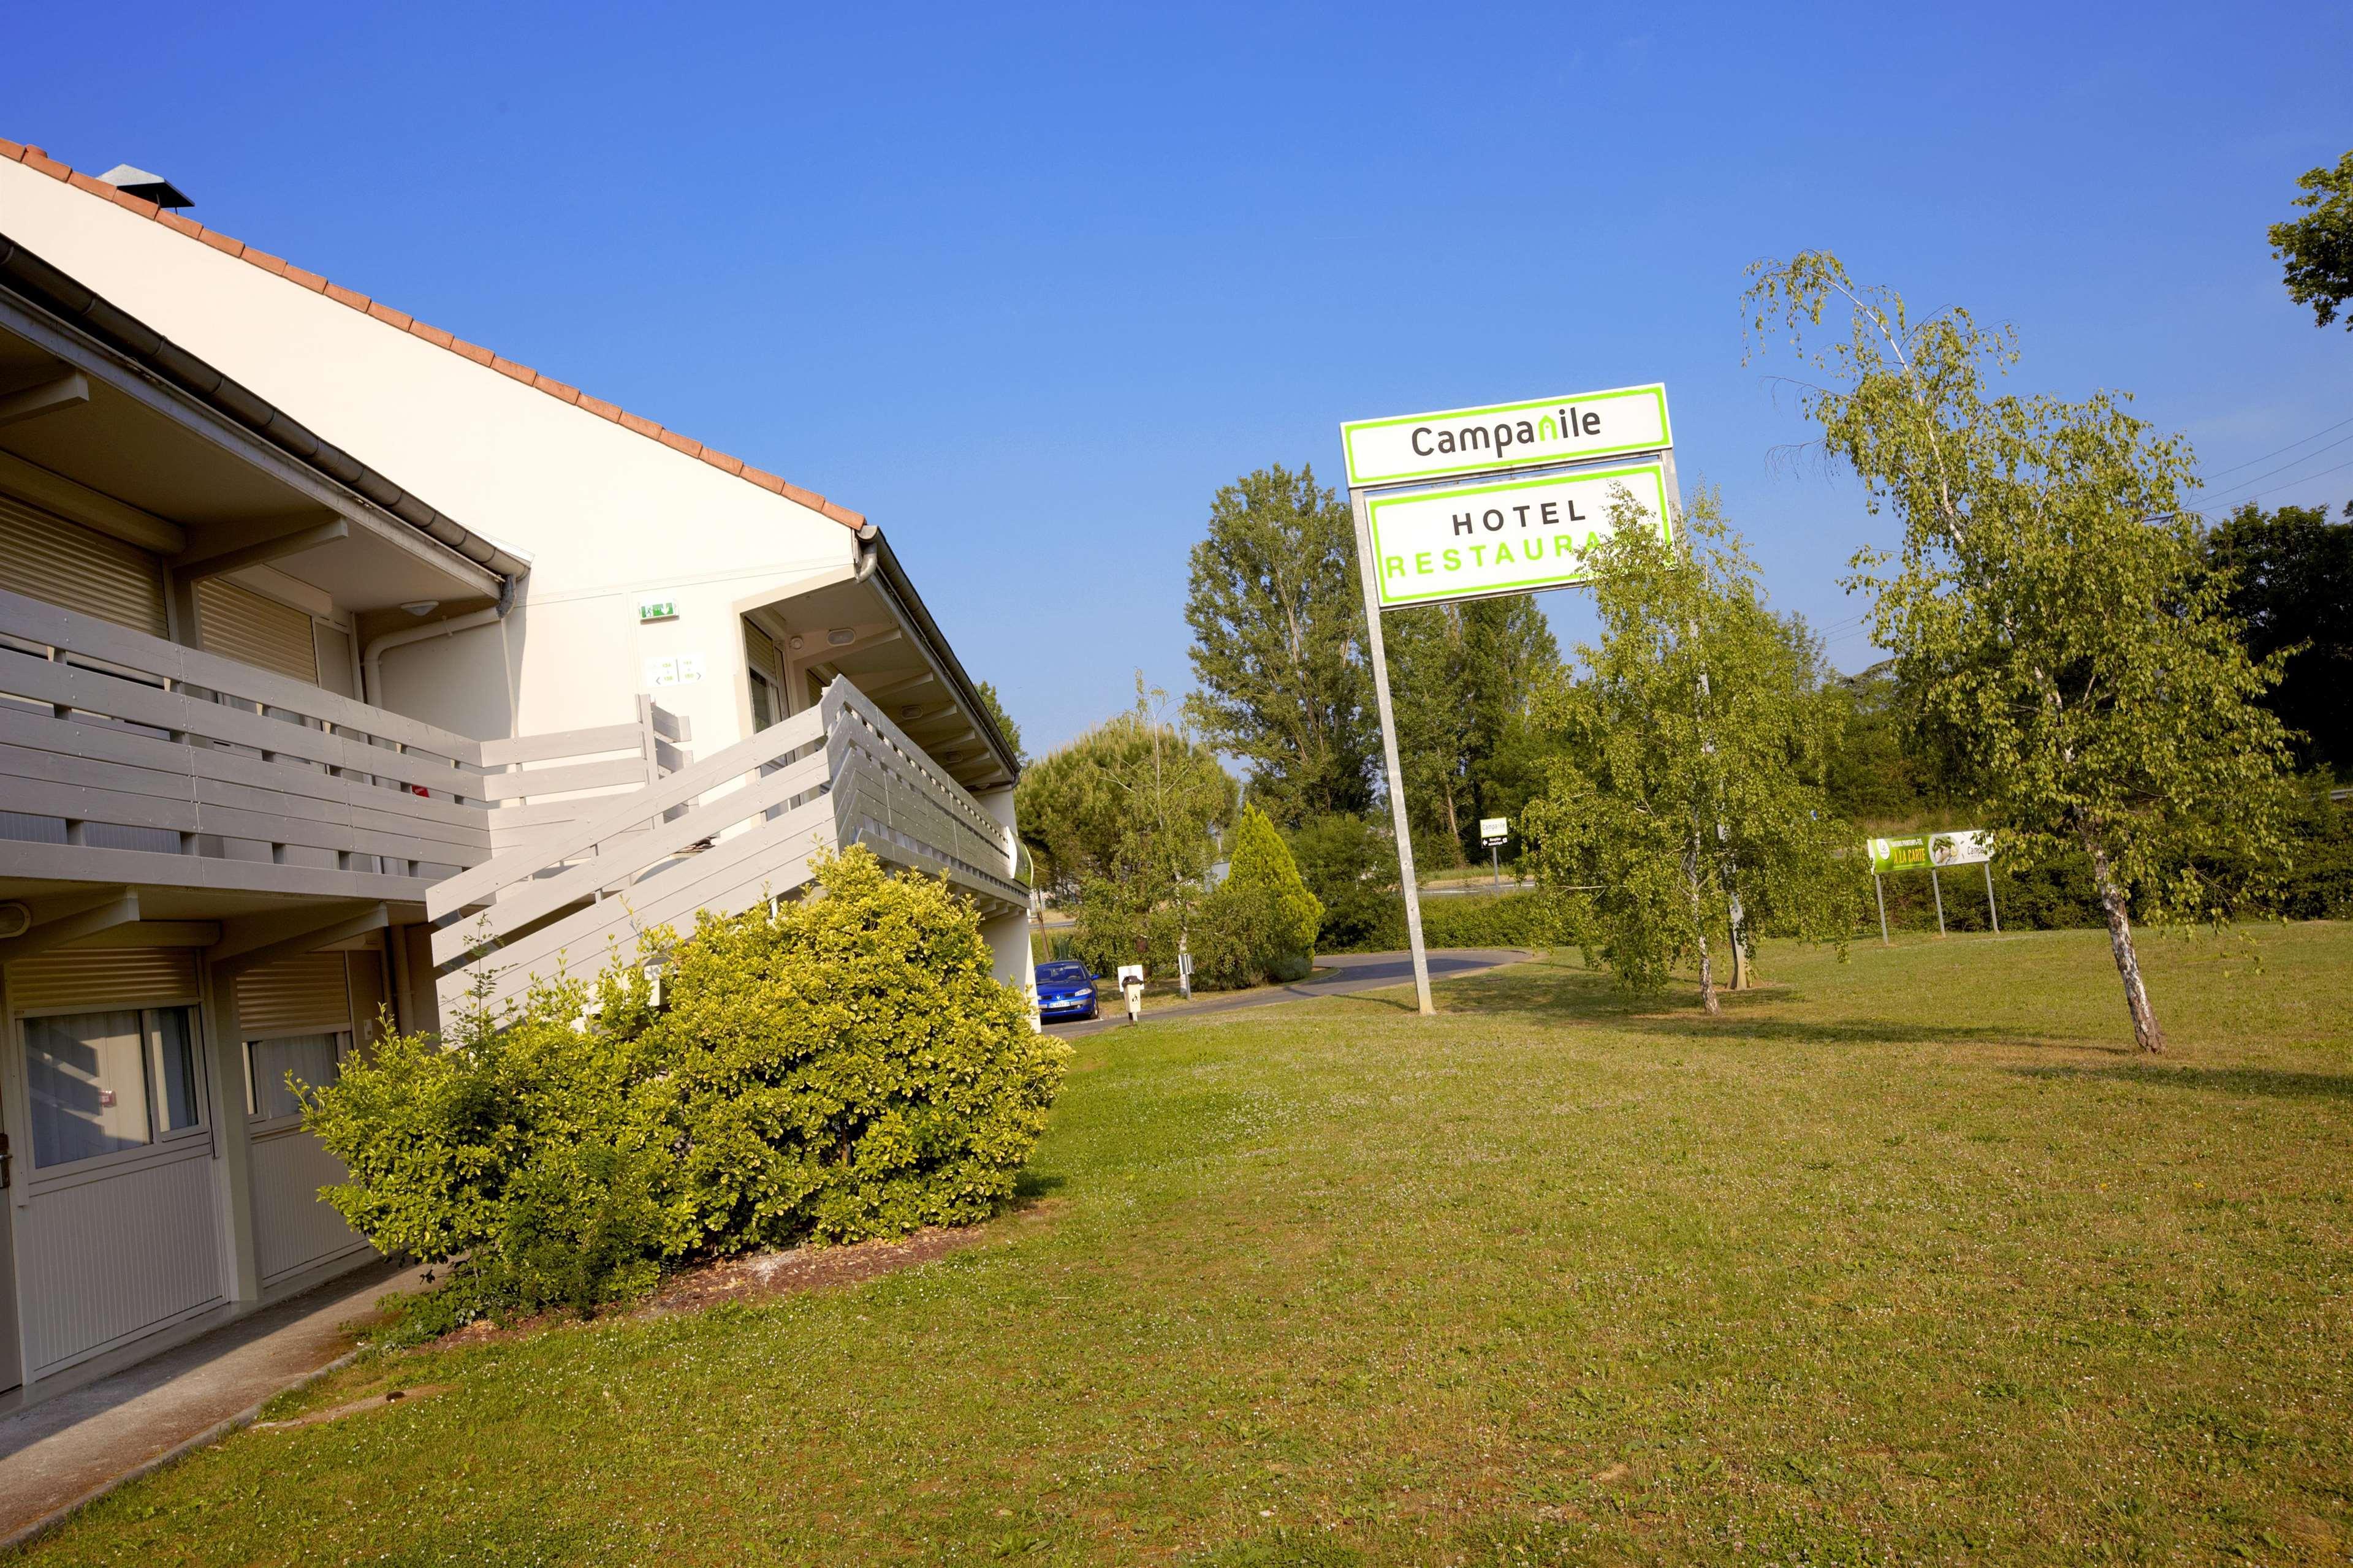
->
[235,952,352,1035]
[745,621,781,677]
[195,578,319,684]
[0,491,168,637]
[7,948,200,1014]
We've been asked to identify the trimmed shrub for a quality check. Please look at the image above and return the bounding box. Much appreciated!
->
[639,847,1063,1251]
[303,846,1066,1327]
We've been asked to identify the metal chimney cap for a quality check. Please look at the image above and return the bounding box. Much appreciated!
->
[97,164,194,210]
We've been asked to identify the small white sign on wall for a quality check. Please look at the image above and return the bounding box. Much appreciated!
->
[641,653,707,688]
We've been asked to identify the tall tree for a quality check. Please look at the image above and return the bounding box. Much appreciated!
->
[2207,500,2353,774]
[1385,596,1562,864]
[1524,492,1857,1012]
[2268,149,2353,331]
[1746,251,2297,1052]
[1184,464,1375,825]
[973,680,1025,767]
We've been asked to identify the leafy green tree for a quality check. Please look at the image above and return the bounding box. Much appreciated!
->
[1745,251,2297,1052]
[1017,679,1236,973]
[1015,683,1234,901]
[1524,491,1858,1012]
[2207,500,2353,773]
[974,680,1025,767]
[2268,150,2353,330]
[1184,464,1375,825]
[1284,812,1400,949]
[1385,596,1562,864]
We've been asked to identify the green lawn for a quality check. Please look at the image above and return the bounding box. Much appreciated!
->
[23,925,2353,1566]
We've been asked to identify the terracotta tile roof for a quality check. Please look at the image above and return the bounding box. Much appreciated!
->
[0,139,867,531]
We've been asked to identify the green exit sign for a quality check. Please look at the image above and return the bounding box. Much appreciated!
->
[637,599,678,623]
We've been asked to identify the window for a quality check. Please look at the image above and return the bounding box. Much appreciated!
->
[245,1031,348,1123]
[749,668,779,731]
[22,1006,208,1170]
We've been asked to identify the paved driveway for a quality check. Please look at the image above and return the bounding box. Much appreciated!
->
[1049,948,1530,1039]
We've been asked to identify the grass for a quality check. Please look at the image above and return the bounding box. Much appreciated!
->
[21,923,2353,1566]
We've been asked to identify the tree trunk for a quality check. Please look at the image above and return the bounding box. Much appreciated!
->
[1694,923,1720,1015]
[1687,833,1720,1015]
[2085,837,2164,1054]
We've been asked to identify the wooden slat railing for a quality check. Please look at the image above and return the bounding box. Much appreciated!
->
[430,676,1022,1015]
[0,586,495,900]
[478,695,689,856]
[0,586,682,903]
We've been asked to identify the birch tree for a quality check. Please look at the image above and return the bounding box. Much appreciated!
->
[1744,251,2295,1051]
[1524,492,1858,1013]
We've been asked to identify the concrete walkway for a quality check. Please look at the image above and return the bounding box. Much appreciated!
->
[0,1259,430,1549]
[1051,947,1531,1039]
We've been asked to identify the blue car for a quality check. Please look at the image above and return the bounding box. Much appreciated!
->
[1034,960,1100,1021]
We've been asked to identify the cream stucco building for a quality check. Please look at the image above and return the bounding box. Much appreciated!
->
[0,140,1029,1408]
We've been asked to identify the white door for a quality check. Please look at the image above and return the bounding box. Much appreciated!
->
[242,1027,368,1286]
[0,1116,21,1395]
[11,1003,224,1380]
[237,952,371,1290]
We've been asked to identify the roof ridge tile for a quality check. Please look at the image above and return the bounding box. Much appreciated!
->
[0,135,864,531]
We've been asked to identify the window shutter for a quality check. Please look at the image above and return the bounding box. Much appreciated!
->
[6,949,200,1014]
[195,578,319,684]
[0,491,168,636]
[745,622,780,676]
[235,952,353,1036]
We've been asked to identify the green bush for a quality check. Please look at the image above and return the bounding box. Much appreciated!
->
[640,847,1063,1250]
[1193,806,1323,988]
[303,847,1066,1327]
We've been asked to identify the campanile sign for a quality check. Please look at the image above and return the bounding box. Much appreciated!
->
[1338,382,1679,1015]
[1340,383,1671,488]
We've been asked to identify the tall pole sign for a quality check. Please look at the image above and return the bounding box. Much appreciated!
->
[1340,384,1675,1015]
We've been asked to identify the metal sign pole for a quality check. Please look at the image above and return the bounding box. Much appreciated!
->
[1983,861,1999,934]
[1930,866,1946,936]
[1350,487,1435,1017]
[1874,873,1890,945]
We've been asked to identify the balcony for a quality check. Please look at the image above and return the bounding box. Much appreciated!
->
[0,585,679,914]
[427,677,1027,1015]
[0,587,1016,1016]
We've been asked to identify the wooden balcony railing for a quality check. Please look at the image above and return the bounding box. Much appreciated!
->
[0,587,680,903]
[428,676,1023,1015]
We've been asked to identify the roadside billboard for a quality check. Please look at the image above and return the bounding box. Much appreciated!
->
[1866,830,1993,874]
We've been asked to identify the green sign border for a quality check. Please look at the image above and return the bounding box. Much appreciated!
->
[1340,384,1672,488]
[1366,462,1670,607]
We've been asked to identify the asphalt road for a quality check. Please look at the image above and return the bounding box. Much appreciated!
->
[1047,948,1531,1039]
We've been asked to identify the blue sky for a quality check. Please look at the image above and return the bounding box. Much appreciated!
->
[6,1,2349,754]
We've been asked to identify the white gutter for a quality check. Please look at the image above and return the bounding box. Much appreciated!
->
[361,575,518,707]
